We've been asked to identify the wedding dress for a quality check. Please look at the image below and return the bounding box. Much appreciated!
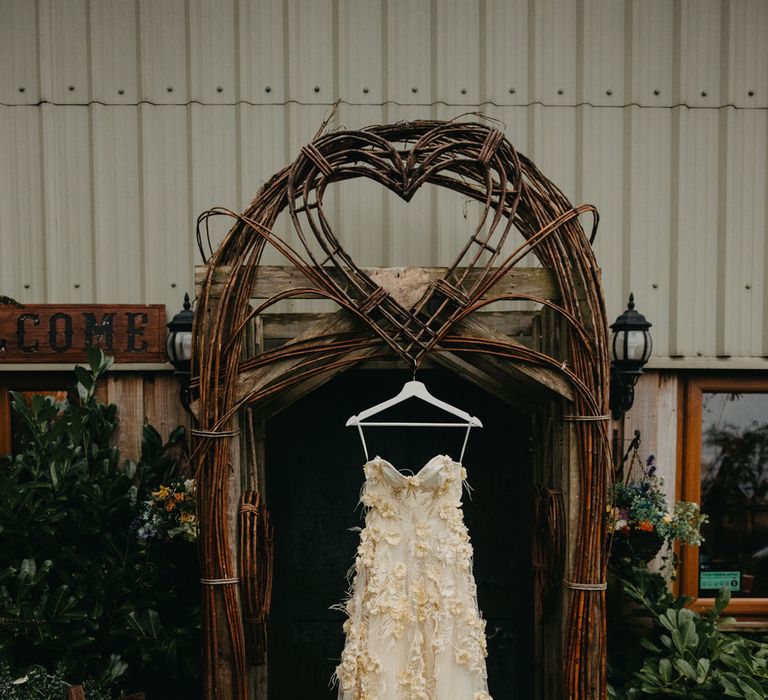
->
[332,454,492,700]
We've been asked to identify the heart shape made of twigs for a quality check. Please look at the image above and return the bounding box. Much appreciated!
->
[283,121,526,368]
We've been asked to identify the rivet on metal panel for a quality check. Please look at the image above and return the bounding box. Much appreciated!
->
[68,85,75,91]
[701,91,707,97]
[171,282,177,288]
[606,89,613,96]
[314,86,320,93]
[118,88,125,95]
[745,283,752,290]
[23,283,30,289]
[411,86,418,93]
[461,88,467,95]
[74,283,80,289]
[557,88,564,95]
[265,86,271,93]
[748,90,755,97]
[167,86,174,93]
[652,283,658,289]
[363,87,369,94]
[18,86,25,93]
[509,87,515,94]
[217,86,223,93]
[653,88,660,95]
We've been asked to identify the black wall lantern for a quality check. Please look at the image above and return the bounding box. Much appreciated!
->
[166,293,194,411]
[609,293,653,420]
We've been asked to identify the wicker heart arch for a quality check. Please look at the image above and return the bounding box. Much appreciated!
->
[192,120,612,699]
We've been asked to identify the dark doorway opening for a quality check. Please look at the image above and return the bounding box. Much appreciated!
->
[266,366,534,698]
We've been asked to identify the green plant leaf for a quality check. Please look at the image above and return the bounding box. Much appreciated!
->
[673,658,698,681]
[659,658,672,683]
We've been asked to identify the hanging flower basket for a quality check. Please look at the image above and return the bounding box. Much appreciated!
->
[610,528,664,564]
[609,444,707,571]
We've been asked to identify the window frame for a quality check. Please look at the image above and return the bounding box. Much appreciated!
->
[0,373,74,455]
[680,373,768,617]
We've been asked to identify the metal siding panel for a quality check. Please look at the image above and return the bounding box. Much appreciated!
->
[335,104,386,267]
[285,103,341,312]
[484,0,529,105]
[581,0,625,105]
[434,109,477,267]
[0,0,40,103]
[382,104,434,266]
[138,0,189,103]
[40,104,94,302]
[722,109,767,357]
[727,0,768,109]
[483,104,529,152]
[630,0,674,107]
[0,107,45,302]
[679,0,721,108]
[671,108,719,358]
[580,107,625,321]
[190,105,239,260]
[38,0,90,104]
[238,104,289,266]
[435,0,480,105]
[533,0,577,106]
[627,107,672,359]
[386,0,433,104]
[338,0,383,104]
[530,106,577,203]
[89,0,139,104]
[287,0,335,104]
[140,105,193,307]
[189,0,236,103]
[238,0,287,103]
[91,106,142,303]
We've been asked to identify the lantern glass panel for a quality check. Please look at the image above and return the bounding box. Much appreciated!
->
[625,329,650,362]
[167,331,192,364]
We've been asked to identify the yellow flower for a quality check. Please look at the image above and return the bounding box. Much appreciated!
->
[173,492,185,502]
[165,500,176,512]
[152,485,171,500]
[180,512,195,523]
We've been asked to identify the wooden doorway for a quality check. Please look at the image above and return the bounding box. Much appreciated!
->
[264,366,534,699]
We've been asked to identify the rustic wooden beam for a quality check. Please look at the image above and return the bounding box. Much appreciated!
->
[232,311,383,417]
[449,315,574,403]
[195,265,569,302]
[259,310,537,347]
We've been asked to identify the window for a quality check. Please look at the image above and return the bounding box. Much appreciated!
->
[0,374,72,456]
[681,375,768,617]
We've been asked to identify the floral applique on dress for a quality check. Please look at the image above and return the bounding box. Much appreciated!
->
[331,454,492,699]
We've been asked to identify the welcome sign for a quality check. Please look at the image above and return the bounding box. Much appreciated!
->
[0,304,167,363]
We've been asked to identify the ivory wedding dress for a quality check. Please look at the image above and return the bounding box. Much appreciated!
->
[332,454,492,700]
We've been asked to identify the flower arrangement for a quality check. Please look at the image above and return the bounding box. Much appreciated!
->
[610,453,707,564]
[134,478,197,543]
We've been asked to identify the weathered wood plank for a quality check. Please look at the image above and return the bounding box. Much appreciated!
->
[258,310,537,346]
[232,311,384,418]
[142,373,190,444]
[107,374,144,461]
[195,265,567,302]
[450,315,574,402]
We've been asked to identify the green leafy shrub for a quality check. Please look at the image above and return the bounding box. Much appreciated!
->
[0,350,200,698]
[609,564,768,699]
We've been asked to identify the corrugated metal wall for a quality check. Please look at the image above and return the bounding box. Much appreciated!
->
[1,0,767,364]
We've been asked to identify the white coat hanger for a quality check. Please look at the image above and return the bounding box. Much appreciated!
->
[346,370,483,463]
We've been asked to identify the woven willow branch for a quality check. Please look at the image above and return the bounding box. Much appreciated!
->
[192,119,611,699]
